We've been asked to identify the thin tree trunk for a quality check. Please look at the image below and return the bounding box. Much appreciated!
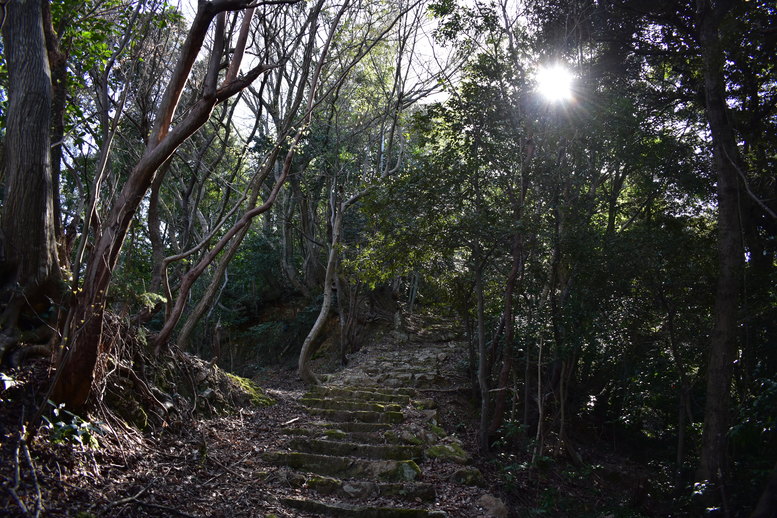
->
[177,223,251,349]
[298,205,343,384]
[532,336,545,464]
[489,234,522,436]
[476,264,490,453]
[42,2,66,243]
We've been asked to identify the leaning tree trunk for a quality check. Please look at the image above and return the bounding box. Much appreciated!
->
[298,205,344,385]
[695,1,743,512]
[0,0,61,335]
[51,3,272,409]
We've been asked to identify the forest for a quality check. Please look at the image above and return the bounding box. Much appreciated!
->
[0,0,775,516]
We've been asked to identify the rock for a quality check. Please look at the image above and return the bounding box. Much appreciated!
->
[342,481,376,498]
[306,476,342,495]
[477,494,508,518]
[287,472,307,488]
[450,466,485,486]
[425,442,470,464]
[419,409,439,424]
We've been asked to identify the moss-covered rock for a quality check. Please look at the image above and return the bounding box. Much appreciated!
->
[411,398,437,410]
[389,460,422,482]
[429,424,446,438]
[324,428,348,440]
[400,433,425,446]
[306,475,342,494]
[425,442,470,464]
[226,373,274,407]
[451,466,484,486]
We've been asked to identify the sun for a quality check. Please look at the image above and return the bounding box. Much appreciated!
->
[535,64,574,103]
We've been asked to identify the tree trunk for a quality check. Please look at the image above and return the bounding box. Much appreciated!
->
[475,264,490,453]
[50,0,272,409]
[298,205,344,384]
[0,0,61,314]
[695,1,743,512]
[177,223,251,349]
[42,2,67,244]
[751,461,777,518]
[489,233,522,436]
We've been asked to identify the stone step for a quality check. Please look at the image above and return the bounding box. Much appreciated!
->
[328,384,418,397]
[321,421,394,433]
[363,365,429,376]
[307,407,405,424]
[282,427,395,444]
[310,386,413,404]
[281,497,447,518]
[304,476,436,501]
[301,397,404,413]
[286,437,423,461]
[263,451,421,481]
[340,374,443,389]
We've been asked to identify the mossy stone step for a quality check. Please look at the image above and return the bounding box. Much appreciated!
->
[364,365,428,376]
[353,374,445,389]
[287,437,423,461]
[263,451,422,481]
[310,386,413,404]
[330,385,418,397]
[321,421,394,433]
[305,476,436,501]
[281,497,447,518]
[308,407,405,424]
[301,397,404,413]
[282,427,395,444]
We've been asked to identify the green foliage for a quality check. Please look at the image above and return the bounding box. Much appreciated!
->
[41,401,103,449]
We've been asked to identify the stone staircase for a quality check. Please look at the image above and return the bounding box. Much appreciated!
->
[261,320,491,517]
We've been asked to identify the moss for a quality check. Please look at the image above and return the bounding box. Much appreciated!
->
[386,460,421,481]
[324,428,347,439]
[306,475,342,494]
[403,434,424,446]
[451,466,484,486]
[425,442,469,464]
[411,398,437,410]
[226,373,274,407]
[429,424,446,438]
[383,430,401,443]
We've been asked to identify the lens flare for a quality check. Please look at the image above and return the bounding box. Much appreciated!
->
[535,64,574,102]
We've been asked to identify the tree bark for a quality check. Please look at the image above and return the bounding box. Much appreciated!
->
[0,0,61,311]
[488,233,522,436]
[695,1,743,512]
[298,204,344,384]
[475,264,490,453]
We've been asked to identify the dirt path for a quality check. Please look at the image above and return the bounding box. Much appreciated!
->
[2,315,507,517]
